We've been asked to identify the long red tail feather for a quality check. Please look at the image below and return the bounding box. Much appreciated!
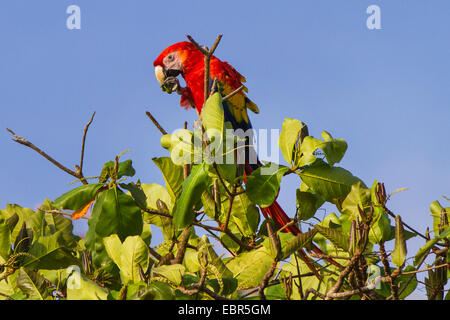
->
[244,163,344,275]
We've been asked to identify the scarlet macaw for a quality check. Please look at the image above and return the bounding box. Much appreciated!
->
[153,41,342,273]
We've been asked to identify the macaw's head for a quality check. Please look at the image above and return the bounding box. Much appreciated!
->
[153,41,202,85]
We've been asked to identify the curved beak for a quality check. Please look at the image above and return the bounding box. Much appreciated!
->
[155,65,166,84]
[155,65,183,85]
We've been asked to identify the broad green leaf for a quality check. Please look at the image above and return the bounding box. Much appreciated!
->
[299,162,365,206]
[66,273,109,300]
[0,222,11,260]
[133,281,174,300]
[296,189,324,221]
[95,187,143,241]
[173,163,211,230]
[279,118,303,165]
[245,164,290,208]
[52,183,104,211]
[17,268,49,300]
[152,157,184,200]
[315,225,349,252]
[340,182,371,222]
[152,264,186,285]
[85,191,115,268]
[103,234,122,268]
[397,266,418,299]
[141,183,173,212]
[226,246,275,289]
[414,227,450,266]
[222,188,260,236]
[120,182,147,209]
[281,254,325,300]
[297,132,347,167]
[430,200,450,237]
[0,205,36,245]
[103,234,149,283]
[282,228,317,259]
[201,92,224,157]
[99,159,136,182]
[202,92,224,133]
[23,231,79,270]
[391,215,407,267]
[161,129,198,166]
[120,235,149,283]
[320,131,348,166]
[368,211,392,244]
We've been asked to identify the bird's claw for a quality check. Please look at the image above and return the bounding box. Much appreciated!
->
[161,76,183,95]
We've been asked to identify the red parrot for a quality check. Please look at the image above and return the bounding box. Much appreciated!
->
[153,41,342,273]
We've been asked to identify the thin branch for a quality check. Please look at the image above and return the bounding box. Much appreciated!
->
[222,85,245,102]
[172,227,192,265]
[400,263,449,275]
[77,111,96,176]
[258,261,278,300]
[145,111,167,135]
[6,128,87,182]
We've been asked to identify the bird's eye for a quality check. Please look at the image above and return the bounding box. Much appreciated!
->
[167,54,174,61]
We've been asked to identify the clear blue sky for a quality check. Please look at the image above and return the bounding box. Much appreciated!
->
[1,1,449,298]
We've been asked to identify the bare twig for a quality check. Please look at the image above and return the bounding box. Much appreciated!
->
[145,111,167,135]
[77,111,96,177]
[222,85,245,102]
[6,128,86,183]
[186,34,223,105]
[172,227,192,265]
[258,261,278,300]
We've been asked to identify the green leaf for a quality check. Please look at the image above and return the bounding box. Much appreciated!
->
[17,268,49,300]
[297,132,347,167]
[279,118,303,165]
[314,225,349,252]
[222,188,260,236]
[103,234,149,284]
[66,272,109,300]
[117,159,136,178]
[299,162,365,206]
[173,163,211,230]
[369,211,392,244]
[0,205,37,245]
[226,246,275,289]
[99,159,136,182]
[53,183,104,211]
[160,129,198,166]
[152,264,186,285]
[414,227,450,266]
[430,200,450,237]
[133,281,174,300]
[94,187,143,241]
[245,164,290,208]
[102,234,122,268]
[120,182,148,209]
[282,228,317,259]
[340,182,371,222]
[120,236,149,283]
[391,215,407,267]
[23,231,79,270]
[296,189,324,221]
[397,266,418,299]
[152,157,184,200]
[319,131,348,166]
[0,222,11,261]
[201,92,224,151]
